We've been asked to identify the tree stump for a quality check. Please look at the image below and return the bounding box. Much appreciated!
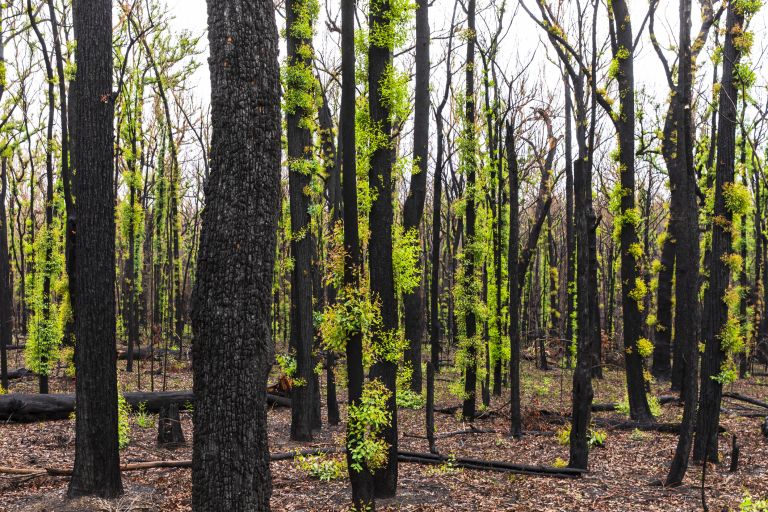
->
[157,403,185,448]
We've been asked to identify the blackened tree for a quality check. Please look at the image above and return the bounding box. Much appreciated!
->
[191,0,281,508]
[67,0,123,498]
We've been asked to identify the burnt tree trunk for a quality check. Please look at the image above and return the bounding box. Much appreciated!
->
[342,0,375,504]
[368,0,399,495]
[191,0,281,508]
[666,0,702,486]
[611,0,653,423]
[461,0,478,422]
[693,1,744,464]
[0,158,9,391]
[286,0,319,442]
[507,123,521,438]
[401,0,429,393]
[67,0,123,498]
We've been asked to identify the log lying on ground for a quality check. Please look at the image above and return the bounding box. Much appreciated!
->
[723,392,768,410]
[117,347,181,360]
[6,368,34,380]
[396,451,584,478]
[0,391,290,422]
[537,410,726,434]
[0,447,583,480]
[591,395,678,412]
[438,395,679,417]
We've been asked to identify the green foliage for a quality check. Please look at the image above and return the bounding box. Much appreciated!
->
[628,243,643,261]
[319,286,380,354]
[295,453,346,482]
[425,454,462,475]
[733,0,763,17]
[616,394,661,417]
[396,363,424,408]
[380,64,411,126]
[392,225,421,296]
[25,223,65,377]
[723,182,751,216]
[118,393,132,450]
[557,423,607,448]
[59,346,75,378]
[347,379,392,472]
[630,428,648,442]
[589,429,607,448]
[369,0,416,50]
[276,353,298,378]
[740,493,768,511]
[281,60,318,128]
[135,402,154,429]
[628,278,648,308]
[636,337,654,358]
[552,457,568,468]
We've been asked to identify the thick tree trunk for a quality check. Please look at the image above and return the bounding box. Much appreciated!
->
[191,0,281,509]
[67,0,123,498]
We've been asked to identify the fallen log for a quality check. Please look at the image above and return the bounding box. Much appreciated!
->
[117,347,181,361]
[537,410,726,434]
[0,448,583,480]
[0,448,341,477]
[404,425,497,440]
[396,451,584,478]
[723,392,768,410]
[0,391,290,422]
[6,368,34,380]
[591,395,678,412]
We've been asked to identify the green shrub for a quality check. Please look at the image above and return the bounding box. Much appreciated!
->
[118,393,131,450]
[295,453,346,482]
[135,401,154,429]
[741,494,768,511]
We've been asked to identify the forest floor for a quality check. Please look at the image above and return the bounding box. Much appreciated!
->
[1,346,767,511]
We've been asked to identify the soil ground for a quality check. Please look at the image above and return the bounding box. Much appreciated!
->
[1,346,767,511]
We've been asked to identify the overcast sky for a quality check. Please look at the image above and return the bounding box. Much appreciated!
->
[167,0,768,112]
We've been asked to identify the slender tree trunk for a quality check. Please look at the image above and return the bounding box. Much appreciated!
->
[693,1,744,464]
[507,123,521,438]
[401,0,429,393]
[368,0,399,494]
[564,76,575,369]
[666,0,700,485]
[611,0,652,422]
[461,0,478,421]
[286,0,318,442]
[0,158,10,391]
[342,0,374,505]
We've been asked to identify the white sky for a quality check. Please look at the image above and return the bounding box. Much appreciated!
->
[166,0,768,105]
